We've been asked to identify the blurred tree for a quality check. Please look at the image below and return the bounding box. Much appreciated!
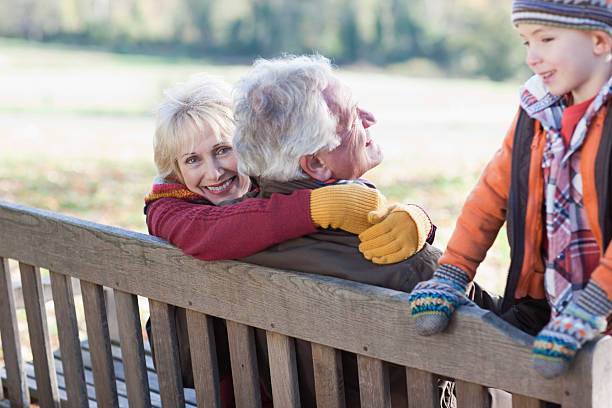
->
[0,0,526,81]
[445,2,528,80]
[338,1,361,61]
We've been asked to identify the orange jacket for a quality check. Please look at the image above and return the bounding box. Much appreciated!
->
[440,104,612,306]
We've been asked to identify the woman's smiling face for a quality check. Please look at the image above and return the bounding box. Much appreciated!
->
[177,122,251,205]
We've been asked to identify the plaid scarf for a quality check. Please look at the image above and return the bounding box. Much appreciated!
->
[520,74,612,316]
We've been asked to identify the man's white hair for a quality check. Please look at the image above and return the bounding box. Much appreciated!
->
[233,54,340,181]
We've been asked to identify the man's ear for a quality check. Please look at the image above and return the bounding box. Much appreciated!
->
[299,154,332,181]
[592,31,612,56]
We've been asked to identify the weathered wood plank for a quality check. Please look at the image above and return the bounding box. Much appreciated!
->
[3,200,612,404]
[560,335,612,408]
[226,321,261,408]
[52,341,198,407]
[0,258,30,407]
[311,343,345,408]
[512,394,544,408]
[19,262,60,408]
[357,355,390,408]
[185,309,221,408]
[49,270,89,407]
[148,299,185,408]
[113,290,151,408]
[80,281,118,407]
[266,331,300,408]
[589,335,612,408]
[406,367,437,408]
[456,380,489,408]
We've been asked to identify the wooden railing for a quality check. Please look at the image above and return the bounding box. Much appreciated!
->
[0,199,610,407]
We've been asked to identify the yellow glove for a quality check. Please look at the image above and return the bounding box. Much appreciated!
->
[358,203,432,264]
[310,184,386,235]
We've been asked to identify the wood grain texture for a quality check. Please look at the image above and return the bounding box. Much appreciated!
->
[512,394,544,408]
[406,367,437,408]
[266,331,300,408]
[18,262,60,408]
[226,321,261,408]
[80,281,118,407]
[148,300,185,408]
[0,258,30,407]
[113,290,152,408]
[185,309,221,408]
[1,201,611,405]
[311,343,345,408]
[49,270,88,407]
[456,380,489,408]
[357,354,390,408]
[561,335,612,408]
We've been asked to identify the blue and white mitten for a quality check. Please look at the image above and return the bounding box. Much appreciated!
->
[408,264,471,336]
[533,280,611,379]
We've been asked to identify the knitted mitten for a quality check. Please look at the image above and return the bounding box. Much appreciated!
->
[310,184,386,235]
[533,280,611,379]
[358,203,432,264]
[408,264,471,336]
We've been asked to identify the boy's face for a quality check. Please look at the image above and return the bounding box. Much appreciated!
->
[519,24,609,104]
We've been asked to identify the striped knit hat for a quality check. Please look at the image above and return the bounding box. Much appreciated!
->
[512,0,612,37]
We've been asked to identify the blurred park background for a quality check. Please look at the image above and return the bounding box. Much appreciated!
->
[0,0,528,301]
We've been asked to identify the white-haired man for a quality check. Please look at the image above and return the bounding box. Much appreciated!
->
[233,54,439,289]
[231,54,442,407]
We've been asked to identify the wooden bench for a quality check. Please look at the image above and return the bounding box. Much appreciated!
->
[0,199,610,407]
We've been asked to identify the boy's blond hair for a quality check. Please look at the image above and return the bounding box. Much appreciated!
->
[512,0,612,38]
[154,73,234,182]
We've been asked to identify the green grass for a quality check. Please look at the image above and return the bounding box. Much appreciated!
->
[0,157,155,232]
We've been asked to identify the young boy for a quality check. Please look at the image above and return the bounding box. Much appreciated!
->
[408,0,612,379]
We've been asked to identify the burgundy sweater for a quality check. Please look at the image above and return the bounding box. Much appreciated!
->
[146,189,317,261]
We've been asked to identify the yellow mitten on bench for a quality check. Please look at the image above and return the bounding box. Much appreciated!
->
[358,203,432,264]
[310,184,386,235]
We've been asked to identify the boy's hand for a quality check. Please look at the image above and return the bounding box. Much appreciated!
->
[358,203,432,264]
[310,184,386,235]
[533,281,610,379]
[408,264,471,336]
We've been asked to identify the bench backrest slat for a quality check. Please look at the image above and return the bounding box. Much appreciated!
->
[185,310,222,408]
[266,331,300,407]
[80,281,118,407]
[0,258,30,407]
[226,321,261,408]
[113,289,152,407]
[455,380,488,408]
[19,263,60,408]
[512,394,545,407]
[148,299,185,408]
[406,367,438,407]
[48,271,89,407]
[311,343,345,408]
[357,354,391,407]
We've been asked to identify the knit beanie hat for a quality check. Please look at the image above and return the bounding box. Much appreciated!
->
[512,0,612,37]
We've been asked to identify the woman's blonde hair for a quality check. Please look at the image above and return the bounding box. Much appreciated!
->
[153,73,234,182]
